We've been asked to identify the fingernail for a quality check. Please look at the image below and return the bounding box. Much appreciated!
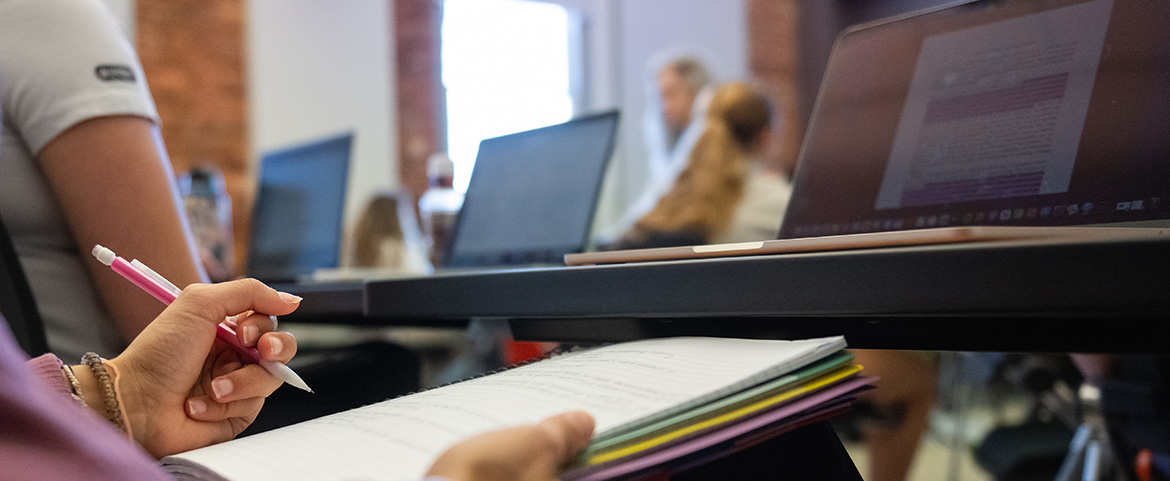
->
[212,378,233,400]
[564,411,594,438]
[279,292,303,303]
[243,325,260,345]
[187,399,206,416]
[269,335,283,358]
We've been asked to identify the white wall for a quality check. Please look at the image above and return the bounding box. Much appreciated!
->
[246,0,397,229]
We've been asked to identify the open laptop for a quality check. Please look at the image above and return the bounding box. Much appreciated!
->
[441,110,619,269]
[246,133,353,283]
[567,0,1170,266]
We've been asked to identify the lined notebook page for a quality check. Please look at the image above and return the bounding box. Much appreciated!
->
[163,336,844,481]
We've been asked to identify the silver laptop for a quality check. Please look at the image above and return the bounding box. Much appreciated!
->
[568,0,1170,266]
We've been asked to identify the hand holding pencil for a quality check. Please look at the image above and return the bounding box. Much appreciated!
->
[89,245,307,457]
[93,245,310,392]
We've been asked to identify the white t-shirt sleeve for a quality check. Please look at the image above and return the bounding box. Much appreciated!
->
[0,0,160,155]
[0,0,163,359]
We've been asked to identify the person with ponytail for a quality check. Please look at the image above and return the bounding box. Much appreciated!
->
[614,81,791,250]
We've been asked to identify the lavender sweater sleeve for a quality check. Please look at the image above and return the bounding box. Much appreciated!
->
[0,315,170,480]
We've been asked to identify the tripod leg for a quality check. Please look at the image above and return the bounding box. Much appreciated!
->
[1055,424,1092,481]
[1083,440,1101,481]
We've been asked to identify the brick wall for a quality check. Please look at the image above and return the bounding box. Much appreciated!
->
[748,0,804,178]
[394,0,444,205]
[136,0,251,275]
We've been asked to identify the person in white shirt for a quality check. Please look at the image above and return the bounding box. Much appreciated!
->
[609,56,717,239]
[613,81,791,249]
[0,0,208,359]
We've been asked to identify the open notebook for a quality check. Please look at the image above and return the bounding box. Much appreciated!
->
[162,336,869,481]
[571,0,1170,266]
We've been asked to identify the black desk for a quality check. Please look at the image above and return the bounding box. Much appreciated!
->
[285,235,1170,353]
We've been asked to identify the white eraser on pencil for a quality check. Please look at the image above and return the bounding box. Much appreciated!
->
[92,245,116,266]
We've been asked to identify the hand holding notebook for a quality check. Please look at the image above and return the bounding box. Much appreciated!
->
[427,411,596,481]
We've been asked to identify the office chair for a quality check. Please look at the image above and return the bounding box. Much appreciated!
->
[0,215,49,356]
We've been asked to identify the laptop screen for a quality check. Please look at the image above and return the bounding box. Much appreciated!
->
[445,111,619,268]
[247,133,352,282]
[780,0,1170,239]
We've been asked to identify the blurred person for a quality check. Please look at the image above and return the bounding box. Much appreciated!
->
[613,81,791,249]
[0,0,208,359]
[349,190,430,274]
[607,56,716,240]
[847,350,939,481]
[656,56,712,154]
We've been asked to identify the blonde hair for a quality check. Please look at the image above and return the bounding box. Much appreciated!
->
[623,82,772,244]
[351,193,405,268]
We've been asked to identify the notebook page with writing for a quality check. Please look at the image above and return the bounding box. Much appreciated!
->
[163,336,844,481]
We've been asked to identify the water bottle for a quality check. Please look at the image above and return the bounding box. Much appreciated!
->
[418,153,462,267]
[179,166,234,281]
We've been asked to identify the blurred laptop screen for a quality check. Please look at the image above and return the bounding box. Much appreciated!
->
[247,133,352,282]
[445,111,619,268]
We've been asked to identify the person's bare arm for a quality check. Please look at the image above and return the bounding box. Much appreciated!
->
[38,115,209,342]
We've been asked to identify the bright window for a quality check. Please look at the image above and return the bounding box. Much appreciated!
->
[441,0,578,192]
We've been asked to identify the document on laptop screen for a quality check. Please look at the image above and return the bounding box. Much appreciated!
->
[779,0,1170,239]
[875,0,1113,210]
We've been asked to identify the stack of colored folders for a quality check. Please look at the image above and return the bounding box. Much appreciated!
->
[563,351,873,480]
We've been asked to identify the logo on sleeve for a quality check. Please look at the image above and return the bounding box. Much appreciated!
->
[94,64,137,82]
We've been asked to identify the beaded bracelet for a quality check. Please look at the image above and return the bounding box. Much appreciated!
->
[81,352,126,433]
[103,360,134,439]
[61,364,88,409]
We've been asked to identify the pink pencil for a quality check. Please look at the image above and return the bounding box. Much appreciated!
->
[92,245,311,392]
